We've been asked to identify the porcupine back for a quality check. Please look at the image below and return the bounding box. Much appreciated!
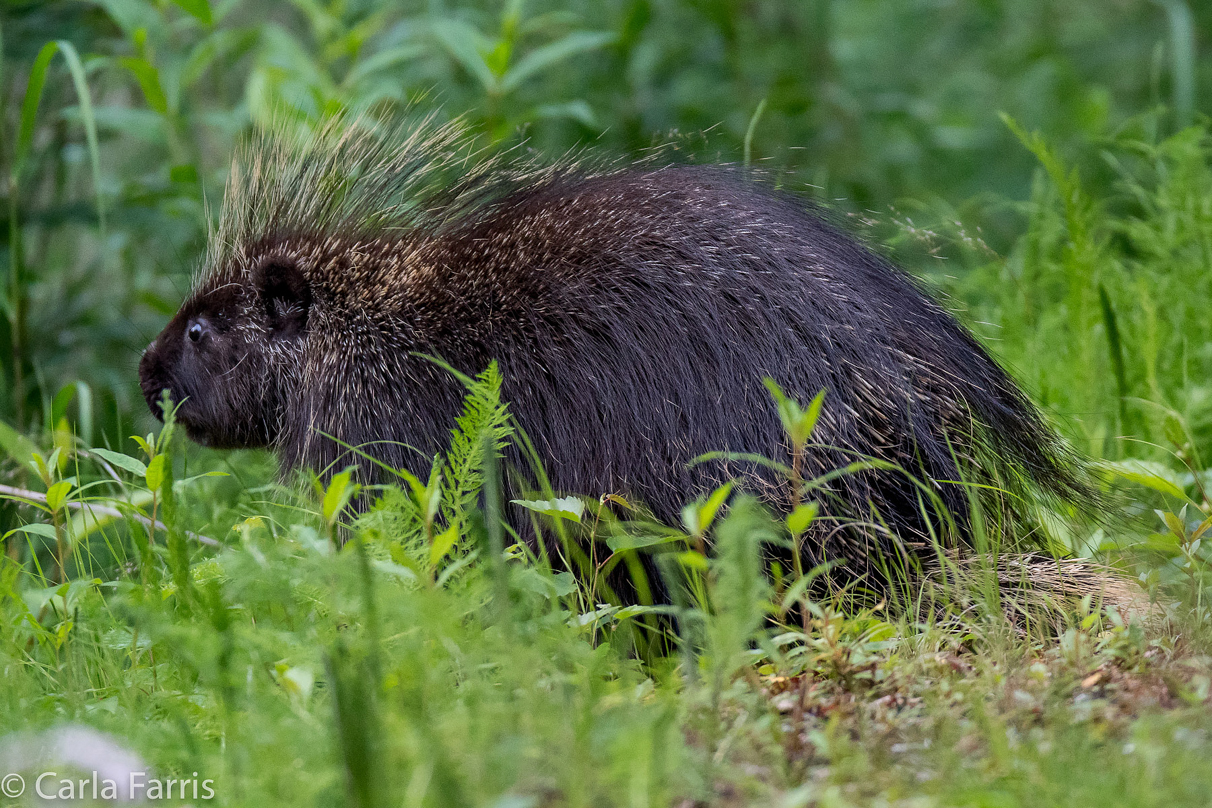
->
[201,117,1092,584]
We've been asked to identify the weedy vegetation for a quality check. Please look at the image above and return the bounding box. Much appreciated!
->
[2,1,1212,806]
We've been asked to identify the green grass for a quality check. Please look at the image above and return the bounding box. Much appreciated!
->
[1,369,1212,806]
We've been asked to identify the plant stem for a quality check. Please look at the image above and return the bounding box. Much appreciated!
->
[788,440,811,768]
[8,174,24,428]
[52,507,64,583]
[148,491,158,548]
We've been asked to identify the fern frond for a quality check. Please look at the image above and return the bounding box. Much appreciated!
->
[443,362,514,526]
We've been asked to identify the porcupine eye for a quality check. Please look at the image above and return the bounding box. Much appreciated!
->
[188,322,204,342]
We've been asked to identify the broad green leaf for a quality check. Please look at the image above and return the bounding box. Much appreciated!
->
[686,482,733,536]
[170,164,199,184]
[90,448,147,477]
[500,31,616,92]
[602,493,635,511]
[1163,414,1187,449]
[549,571,577,597]
[51,420,73,473]
[482,38,512,77]
[1144,531,1181,554]
[60,578,101,612]
[75,382,94,446]
[787,502,819,535]
[322,470,359,524]
[0,419,39,467]
[130,434,154,457]
[1105,459,1190,502]
[802,389,827,441]
[119,57,168,114]
[429,524,460,566]
[513,565,569,600]
[680,501,699,536]
[511,496,584,523]
[274,664,314,700]
[394,467,428,509]
[31,451,55,486]
[45,481,72,512]
[182,28,257,90]
[345,45,425,88]
[763,378,793,418]
[1162,510,1187,540]
[763,378,826,447]
[674,550,709,571]
[372,558,419,583]
[614,604,670,620]
[51,384,76,431]
[22,584,62,617]
[145,454,167,492]
[5,523,58,541]
[605,532,684,552]
[424,463,443,523]
[171,0,212,24]
[533,100,597,127]
[575,604,619,626]
[53,618,76,644]
[431,19,497,92]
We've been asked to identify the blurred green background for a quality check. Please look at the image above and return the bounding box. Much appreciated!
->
[2,0,1211,474]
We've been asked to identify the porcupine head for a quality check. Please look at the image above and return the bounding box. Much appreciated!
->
[138,251,307,451]
[138,115,492,477]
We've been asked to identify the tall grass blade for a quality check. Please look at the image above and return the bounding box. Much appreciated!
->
[10,40,106,426]
[480,428,509,612]
[17,41,102,206]
[57,40,107,232]
[10,41,58,426]
[743,97,767,169]
[327,638,384,808]
[14,43,59,174]
[1099,283,1130,450]
[1155,0,1196,128]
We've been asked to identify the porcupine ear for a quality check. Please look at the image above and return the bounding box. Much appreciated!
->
[254,256,311,338]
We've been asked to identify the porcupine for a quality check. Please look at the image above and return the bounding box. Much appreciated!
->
[137,115,1110,604]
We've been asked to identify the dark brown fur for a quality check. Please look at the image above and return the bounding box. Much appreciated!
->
[139,119,1092,590]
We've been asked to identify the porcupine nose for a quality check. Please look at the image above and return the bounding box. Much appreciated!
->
[138,342,169,422]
